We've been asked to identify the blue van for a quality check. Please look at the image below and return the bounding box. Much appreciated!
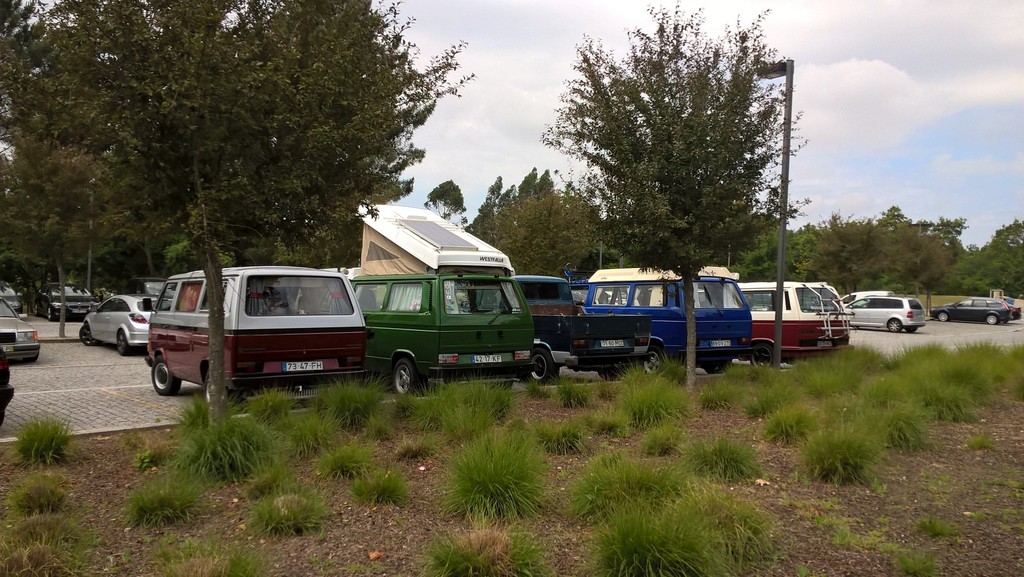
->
[583,268,752,373]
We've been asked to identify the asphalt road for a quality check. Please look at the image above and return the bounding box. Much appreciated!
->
[2,316,1023,442]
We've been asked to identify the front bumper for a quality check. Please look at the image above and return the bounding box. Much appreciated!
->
[563,351,648,370]
[0,343,39,361]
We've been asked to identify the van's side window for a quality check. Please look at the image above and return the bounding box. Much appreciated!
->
[386,283,423,312]
[245,276,354,316]
[175,281,203,312]
[592,285,629,306]
[354,284,386,312]
[744,290,775,312]
[796,287,841,313]
[199,281,227,312]
[155,282,178,312]
[632,284,664,307]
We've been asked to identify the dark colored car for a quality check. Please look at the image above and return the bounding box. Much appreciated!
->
[931,298,1011,325]
[0,347,12,428]
[1003,298,1021,321]
[123,276,167,297]
[36,282,99,321]
[0,281,24,315]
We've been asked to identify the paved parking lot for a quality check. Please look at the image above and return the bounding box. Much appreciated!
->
[2,316,1022,442]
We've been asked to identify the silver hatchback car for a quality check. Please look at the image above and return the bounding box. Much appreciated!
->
[79,294,154,355]
[846,296,926,333]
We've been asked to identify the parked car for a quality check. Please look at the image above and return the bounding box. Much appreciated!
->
[0,281,24,315]
[840,290,894,306]
[931,298,1011,325]
[36,282,99,321]
[846,296,926,333]
[123,276,167,297]
[80,294,154,355]
[1003,298,1021,321]
[0,298,40,362]
[0,347,11,428]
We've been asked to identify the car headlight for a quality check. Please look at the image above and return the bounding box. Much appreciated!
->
[17,330,38,342]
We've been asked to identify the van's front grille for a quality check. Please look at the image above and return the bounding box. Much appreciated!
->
[0,331,16,344]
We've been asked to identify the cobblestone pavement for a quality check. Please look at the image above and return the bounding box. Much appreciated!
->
[2,316,1022,442]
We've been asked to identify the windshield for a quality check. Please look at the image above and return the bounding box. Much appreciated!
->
[796,286,842,313]
[442,279,522,315]
[693,281,745,309]
[49,285,92,296]
[0,299,16,318]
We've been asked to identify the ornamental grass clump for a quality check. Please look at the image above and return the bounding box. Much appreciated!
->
[351,469,410,506]
[570,452,684,520]
[534,420,587,455]
[423,528,552,577]
[743,383,799,419]
[764,404,817,445]
[244,389,294,425]
[177,396,212,432]
[640,424,684,457]
[316,443,372,479]
[908,380,976,423]
[679,484,776,571]
[14,418,73,465]
[126,474,203,527]
[249,490,329,536]
[285,411,338,458]
[175,416,276,483]
[314,383,383,429]
[873,405,930,452]
[698,381,740,411]
[555,379,591,408]
[915,516,960,538]
[587,409,630,438]
[396,435,437,461]
[439,403,495,441]
[443,431,546,519]
[246,460,297,500]
[450,382,516,421]
[685,437,762,482]
[6,472,67,516]
[619,378,690,430]
[10,513,83,549]
[154,538,265,577]
[802,424,882,484]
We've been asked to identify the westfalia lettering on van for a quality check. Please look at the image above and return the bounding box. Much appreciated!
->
[145,266,366,398]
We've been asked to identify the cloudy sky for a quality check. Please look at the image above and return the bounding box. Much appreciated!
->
[397,0,1023,248]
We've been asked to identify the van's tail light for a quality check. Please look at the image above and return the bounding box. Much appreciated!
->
[739,337,750,345]
[344,356,363,367]
[438,354,459,364]
[572,338,589,349]
[129,313,149,324]
[636,336,650,347]
[514,350,531,360]
[906,311,914,319]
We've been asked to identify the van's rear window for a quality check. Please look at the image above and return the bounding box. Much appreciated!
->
[244,276,354,316]
[442,279,522,315]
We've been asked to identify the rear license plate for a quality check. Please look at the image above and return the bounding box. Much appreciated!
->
[817,340,833,348]
[600,339,624,348]
[282,360,324,372]
[709,339,731,347]
[473,354,502,364]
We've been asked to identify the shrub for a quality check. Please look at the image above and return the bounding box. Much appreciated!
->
[126,474,203,527]
[685,437,762,482]
[423,528,552,577]
[915,516,959,538]
[570,452,683,520]
[177,396,212,432]
[698,381,740,411]
[314,383,383,428]
[6,472,67,516]
[679,484,775,570]
[523,379,550,399]
[396,436,437,461]
[534,420,587,455]
[351,469,410,506]
[317,443,372,480]
[363,412,394,441]
[619,379,690,429]
[655,356,688,384]
[174,416,276,482]
[285,411,338,458]
[594,504,725,577]
[874,405,930,452]
[764,405,816,445]
[595,379,619,401]
[452,383,516,421]
[10,513,82,547]
[249,491,329,536]
[244,389,294,424]
[895,550,938,577]
[743,384,799,419]
[154,538,265,577]
[640,424,683,457]
[802,425,882,484]
[440,403,495,441]
[556,379,591,408]
[444,432,546,519]
[587,410,630,438]
[910,381,976,423]
[966,433,995,451]
[14,418,73,465]
[247,460,297,500]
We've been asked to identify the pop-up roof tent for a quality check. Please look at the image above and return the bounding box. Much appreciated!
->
[588,266,739,282]
[359,205,514,276]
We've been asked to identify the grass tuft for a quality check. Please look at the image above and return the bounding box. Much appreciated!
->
[244,389,294,424]
[6,472,67,516]
[679,484,776,570]
[14,418,73,465]
[351,469,410,506]
[174,416,276,483]
[570,452,683,520]
[966,433,995,450]
[247,460,297,500]
[555,379,592,408]
[443,431,546,519]
[126,474,203,527]
[314,383,384,428]
[396,436,438,461]
[619,378,690,429]
[743,383,799,419]
[873,405,930,452]
[316,443,372,479]
[685,437,762,482]
[154,538,264,577]
[915,516,959,538]
[802,425,882,484]
[534,420,587,455]
[586,410,630,437]
[423,528,552,577]
[764,404,816,445]
[284,411,338,458]
[250,490,329,535]
[698,381,740,410]
[894,550,938,577]
[594,504,725,577]
[640,423,684,456]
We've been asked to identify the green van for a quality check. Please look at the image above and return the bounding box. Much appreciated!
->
[351,273,534,393]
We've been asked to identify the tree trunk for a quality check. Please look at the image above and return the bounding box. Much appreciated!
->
[683,277,697,391]
[202,237,228,422]
[56,261,66,338]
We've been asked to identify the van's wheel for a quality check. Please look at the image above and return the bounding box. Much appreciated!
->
[151,356,182,396]
[530,347,556,382]
[886,318,903,333]
[115,330,131,356]
[643,345,664,373]
[986,314,999,325]
[47,308,57,321]
[79,323,96,346]
[936,311,949,322]
[751,343,774,366]
[392,358,419,394]
[904,327,919,333]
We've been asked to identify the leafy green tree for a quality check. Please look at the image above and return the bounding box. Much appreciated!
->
[544,7,785,387]
[809,214,885,294]
[424,180,467,226]
[492,189,598,276]
[467,176,506,245]
[43,0,469,420]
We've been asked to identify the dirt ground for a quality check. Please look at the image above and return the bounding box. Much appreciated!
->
[2,390,1023,577]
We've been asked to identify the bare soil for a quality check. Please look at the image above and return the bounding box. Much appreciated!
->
[2,389,1023,577]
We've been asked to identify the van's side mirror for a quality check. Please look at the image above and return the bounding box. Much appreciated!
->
[140,298,153,312]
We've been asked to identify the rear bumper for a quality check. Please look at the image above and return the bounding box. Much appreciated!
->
[428,362,531,385]
[563,351,647,369]
[228,368,366,389]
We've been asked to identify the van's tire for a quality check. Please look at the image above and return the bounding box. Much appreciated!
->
[986,314,999,325]
[115,330,131,356]
[392,358,420,395]
[751,342,774,366]
[79,323,96,346]
[530,347,556,382]
[904,327,919,333]
[47,308,57,322]
[151,356,182,396]
[643,345,664,373]
[936,312,949,322]
[886,319,903,333]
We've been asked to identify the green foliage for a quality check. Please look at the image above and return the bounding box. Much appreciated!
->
[744,383,800,419]
[764,404,817,445]
[802,425,882,484]
[134,441,175,471]
[453,383,516,421]
[126,474,203,527]
[443,431,546,519]
[174,416,276,483]
[873,406,930,452]
[6,472,67,516]
[908,380,976,423]
[966,433,995,451]
[423,528,552,577]
[8,512,83,549]
[894,550,938,577]
[395,436,437,461]
[587,409,630,437]
[862,377,910,408]
[523,379,550,399]
[698,381,740,411]
[679,484,776,570]
[1,513,88,576]
[351,469,410,506]
[556,379,592,408]
[14,418,73,465]
[640,424,684,457]
[247,460,297,500]
[534,420,587,455]
[570,453,684,520]
[619,379,690,429]
[153,538,265,577]
[363,412,394,441]
[316,443,372,480]
[595,379,619,401]
[314,384,384,429]
[285,411,338,458]
[177,396,212,432]
[245,390,295,425]
[439,403,495,441]
[915,517,959,538]
[655,357,688,385]
[250,491,329,536]
[685,437,762,482]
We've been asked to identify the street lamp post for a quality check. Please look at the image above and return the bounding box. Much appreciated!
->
[760,59,794,369]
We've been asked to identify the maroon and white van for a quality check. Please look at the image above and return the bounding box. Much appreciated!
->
[738,281,850,365]
[145,266,366,398]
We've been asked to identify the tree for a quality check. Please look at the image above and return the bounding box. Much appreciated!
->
[424,179,467,225]
[467,176,506,244]
[809,214,885,294]
[42,0,469,421]
[544,7,785,387]
[492,188,598,276]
